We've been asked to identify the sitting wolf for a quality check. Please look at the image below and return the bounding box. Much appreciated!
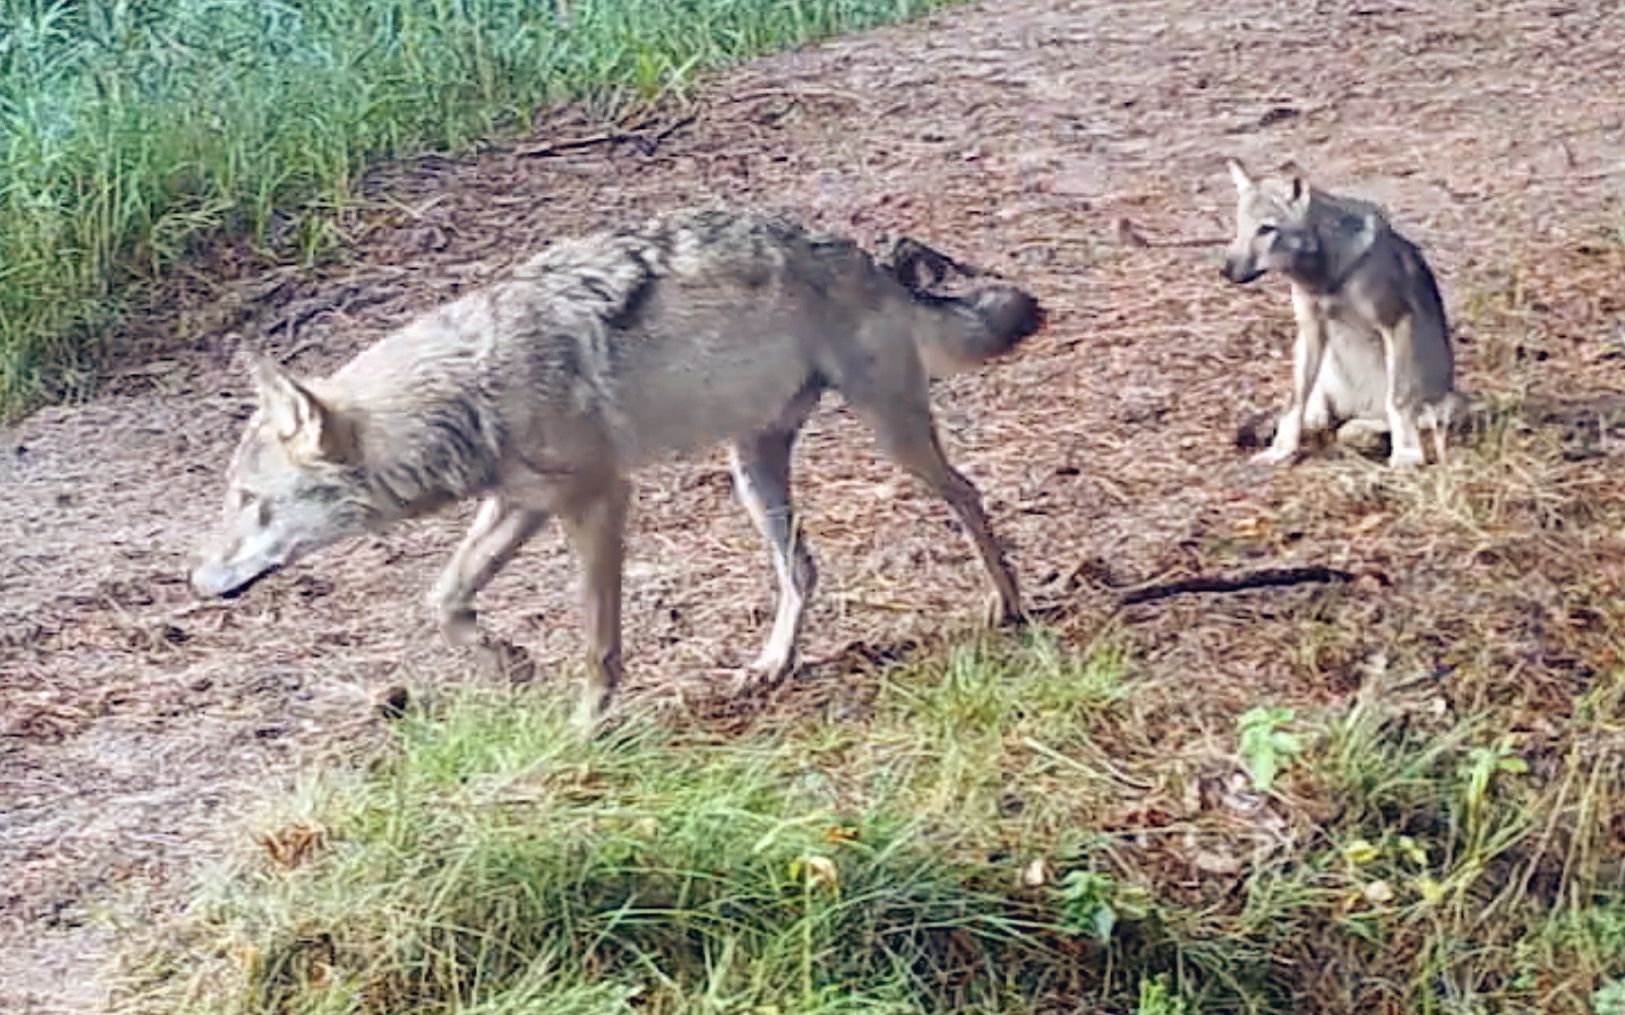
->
[190,209,1044,725]
[1221,158,1466,468]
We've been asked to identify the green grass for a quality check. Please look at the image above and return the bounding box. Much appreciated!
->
[0,0,962,418]
[118,632,1625,1014]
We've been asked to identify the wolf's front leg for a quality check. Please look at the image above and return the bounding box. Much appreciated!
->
[430,495,548,646]
[1253,288,1328,467]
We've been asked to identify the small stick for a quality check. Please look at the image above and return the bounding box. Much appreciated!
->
[1119,565,1356,606]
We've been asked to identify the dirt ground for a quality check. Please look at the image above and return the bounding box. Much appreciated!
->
[4,0,1624,1010]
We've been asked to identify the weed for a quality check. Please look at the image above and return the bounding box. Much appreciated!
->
[1236,706,1304,793]
[1136,973,1190,1015]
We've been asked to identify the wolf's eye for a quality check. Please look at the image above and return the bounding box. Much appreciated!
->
[1256,224,1278,238]
[234,489,259,511]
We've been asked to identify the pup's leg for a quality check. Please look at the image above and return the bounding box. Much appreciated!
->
[1303,383,1333,435]
[1255,288,1328,466]
[1380,317,1427,468]
[431,494,548,646]
[1420,392,1467,464]
[729,428,818,688]
[558,479,630,728]
[1419,409,1448,465]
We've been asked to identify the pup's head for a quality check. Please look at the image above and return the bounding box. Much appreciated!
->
[190,356,373,599]
[1220,157,1317,285]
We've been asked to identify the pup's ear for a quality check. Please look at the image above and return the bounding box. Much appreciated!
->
[246,354,339,460]
[1225,157,1255,194]
[1277,161,1311,212]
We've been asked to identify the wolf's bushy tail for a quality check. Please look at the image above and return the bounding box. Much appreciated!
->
[913,284,1046,378]
[878,236,1044,378]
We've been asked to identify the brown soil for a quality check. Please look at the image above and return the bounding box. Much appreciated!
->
[3,1,1624,1010]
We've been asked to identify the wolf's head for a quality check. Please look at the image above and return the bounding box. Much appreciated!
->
[191,357,375,599]
[1220,157,1319,286]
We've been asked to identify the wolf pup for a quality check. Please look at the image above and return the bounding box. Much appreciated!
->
[191,210,1044,725]
[1221,158,1465,468]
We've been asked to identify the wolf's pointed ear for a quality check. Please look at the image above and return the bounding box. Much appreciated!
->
[1279,164,1311,212]
[247,354,336,459]
[1226,158,1255,194]
[1287,176,1311,214]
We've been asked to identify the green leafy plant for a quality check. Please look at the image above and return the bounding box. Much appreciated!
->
[1237,706,1304,792]
[1136,973,1190,1015]
[1055,870,1120,944]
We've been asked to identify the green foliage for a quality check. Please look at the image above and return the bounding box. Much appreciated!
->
[0,0,962,417]
[1595,977,1625,1015]
[1236,706,1303,792]
[122,636,1625,1015]
[1135,974,1190,1015]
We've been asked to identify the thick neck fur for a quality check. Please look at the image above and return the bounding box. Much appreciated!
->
[315,349,506,520]
[1287,188,1386,294]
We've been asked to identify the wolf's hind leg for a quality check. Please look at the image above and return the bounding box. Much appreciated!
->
[1333,417,1391,458]
[851,383,1021,627]
[558,479,630,729]
[1418,394,1465,464]
[729,425,818,688]
[432,495,548,646]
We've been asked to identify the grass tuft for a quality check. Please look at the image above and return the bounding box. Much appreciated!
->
[118,630,1625,1014]
[0,0,963,418]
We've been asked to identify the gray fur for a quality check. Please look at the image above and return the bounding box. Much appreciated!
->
[191,209,1044,726]
[1221,158,1466,468]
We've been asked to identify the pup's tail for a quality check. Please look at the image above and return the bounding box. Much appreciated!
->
[880,237,1046,378]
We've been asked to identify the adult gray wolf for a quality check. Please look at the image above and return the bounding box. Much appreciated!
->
[190,209,1044,725]
[1221,158,1466,468]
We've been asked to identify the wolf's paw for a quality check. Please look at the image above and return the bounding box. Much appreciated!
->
[983,591,1024,629]
[1387,447,1426,469]
[438,607,482,648]
[571,685,614,738]
[1249,444,1299,468]
[475,637,537,684]
[733,653,795,697]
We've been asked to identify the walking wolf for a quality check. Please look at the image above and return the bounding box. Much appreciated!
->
[191,210,1045,723]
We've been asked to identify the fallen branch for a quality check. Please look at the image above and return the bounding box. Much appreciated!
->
[1118,565,1357,606]
[516,113,696,159]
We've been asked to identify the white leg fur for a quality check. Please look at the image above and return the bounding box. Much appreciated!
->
[1254,287,1328,467]
[1381,320,1427,468]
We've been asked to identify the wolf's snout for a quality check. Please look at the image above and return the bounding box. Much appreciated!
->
[190,560,231,599]
[189,538,251,599]
[190,557,278,600]
[1221,257,1264,285]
